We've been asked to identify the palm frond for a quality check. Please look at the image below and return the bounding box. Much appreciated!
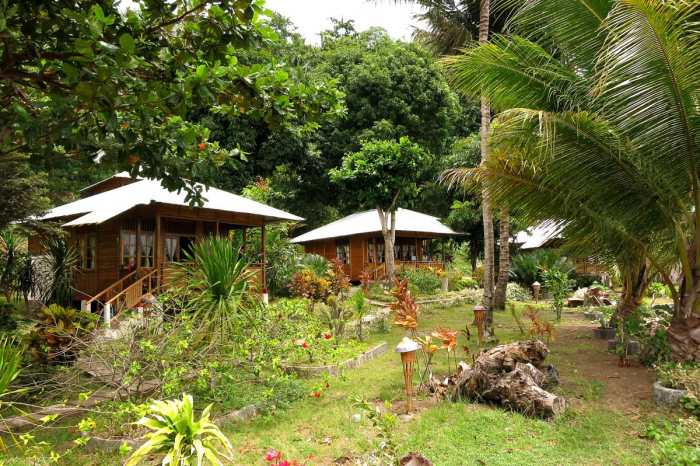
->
[443,35,588,112]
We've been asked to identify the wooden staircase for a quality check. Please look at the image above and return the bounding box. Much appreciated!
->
[85,266,160,324]
[364,262,387,281]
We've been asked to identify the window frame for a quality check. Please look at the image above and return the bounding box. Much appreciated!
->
[75,234,96,270]
[121,231,137,270]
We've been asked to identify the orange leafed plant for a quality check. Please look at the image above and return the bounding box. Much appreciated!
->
[359,269,374,296]
[432,325,458,352]
[385,277,419,329]
[521,306,557,343]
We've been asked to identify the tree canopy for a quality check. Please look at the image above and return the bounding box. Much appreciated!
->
[0,0,344,202]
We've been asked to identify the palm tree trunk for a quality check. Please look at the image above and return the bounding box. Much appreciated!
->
[479,0,495,320]
[493,213,510,311]
[611,260,651,324]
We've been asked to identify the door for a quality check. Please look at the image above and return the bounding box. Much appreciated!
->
[165,236,179,262]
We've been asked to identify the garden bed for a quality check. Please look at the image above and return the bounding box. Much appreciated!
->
[284,342,388,377]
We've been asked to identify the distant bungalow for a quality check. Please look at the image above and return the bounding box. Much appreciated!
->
[29,172,301,315]
[292,208,459,281]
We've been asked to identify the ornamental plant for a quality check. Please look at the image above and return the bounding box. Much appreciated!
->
[289,269,330,308]
[542,269,574,321]
[126,394,233,466]
[25,304,98,365]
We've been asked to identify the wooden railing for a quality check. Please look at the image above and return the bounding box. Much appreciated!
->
[364,262,387,281]
[85,268,141,308]
[106,268,159,322]
[396,260,444,272]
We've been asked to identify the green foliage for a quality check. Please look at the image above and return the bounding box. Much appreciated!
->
[329,137,432,211]
[0,335,24,452]
[648,282,666,298]
[318,296,353,346]
[0,228,27,301]
[174,236,252,347]
[509,250,575,287]
[542,269,574,321]
[300,254,330,277]
[126,394,233,466]
[399,268,442,294]
[25,304,97,365]
[35,236,77,308]
[647,421,700,465]
[2,0,344,203]
[0,163,51,231]
[506,283,533,302]
[455,278,478,290]
[351,395,400,466]
[348,291,369,340]
[0,303,17,332]
[624,305,672,366]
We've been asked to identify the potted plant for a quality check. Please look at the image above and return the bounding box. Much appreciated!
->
[653,363,691,408]
[583,306,604,322]
[593,316,616,340]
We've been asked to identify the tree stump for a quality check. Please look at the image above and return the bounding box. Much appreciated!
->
[400,452,434,466]
[449,340,569,418]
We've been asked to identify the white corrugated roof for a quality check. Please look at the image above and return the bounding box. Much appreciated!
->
[513,223,563,249]
[38,174,302,226]
[291,208,458,243]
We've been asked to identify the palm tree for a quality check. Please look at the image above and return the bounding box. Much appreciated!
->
[442,0,700,361]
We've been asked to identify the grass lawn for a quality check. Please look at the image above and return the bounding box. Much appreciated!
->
[3,298,674,465]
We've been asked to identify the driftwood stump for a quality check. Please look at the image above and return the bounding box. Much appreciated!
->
[449,340,569,418]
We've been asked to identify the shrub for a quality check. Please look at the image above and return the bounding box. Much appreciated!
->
[460,288,483,304]
[647,421,700,465]
[125,394,233,466]
[300,253,329,277]
[290,269,330,304]
[624,305,672,366]
[326,258,350,297]
[348,291,369,339]
[0,303,17,332]
[506,283,532,302]
[455,278,478,290]
[399,268,441,293]
[25,304,97,365]
[472,266,484,287]
[443,269,462,291]
[542,269,574,321]
[509,250,574,287]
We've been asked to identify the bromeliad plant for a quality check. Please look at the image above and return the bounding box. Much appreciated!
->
[126,394,233,466]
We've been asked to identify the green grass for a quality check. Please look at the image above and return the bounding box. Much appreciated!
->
[2,296,674,465]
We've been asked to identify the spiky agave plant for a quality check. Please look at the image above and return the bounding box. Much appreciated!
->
[36,236,77,308]
[126,394,233,466]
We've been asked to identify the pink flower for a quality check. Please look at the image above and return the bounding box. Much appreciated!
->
[302,342,308,349]
[291,338,296,343]
[266,450,281,461]
[324,334,332,340]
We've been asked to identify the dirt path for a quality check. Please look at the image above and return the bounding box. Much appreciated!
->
[550,317,656,412]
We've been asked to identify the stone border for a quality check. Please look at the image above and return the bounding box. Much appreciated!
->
[284,342,388,378]
[653,381,687,408]
[606,340,641,356]
[84,404,258,454]
[593,327,616,340]
[583,311,604,321]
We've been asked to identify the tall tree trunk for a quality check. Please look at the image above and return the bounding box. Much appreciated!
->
[667,254,700,363]
[378,208,397,278]
[470,243,478,274]
[479,0,495,321]
[493,213,510,311]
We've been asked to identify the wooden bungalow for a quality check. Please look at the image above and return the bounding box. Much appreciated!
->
[513,223,610,277]
[291,208,459,281]
[29,172,301,318]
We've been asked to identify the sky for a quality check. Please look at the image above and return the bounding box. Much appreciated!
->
[264,0,425,45]
[118,0,425,45]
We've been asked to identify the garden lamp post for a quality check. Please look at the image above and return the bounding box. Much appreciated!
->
[532,281,541,303]
[394,337,422,414]
[473,304,486,346]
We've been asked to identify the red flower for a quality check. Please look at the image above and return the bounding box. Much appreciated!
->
[280,461,291,466]
[291,338,296,343]
[278,312,283,318]
[326,383,329,388]
[198,142,205,149]
[72,429,78,435]
[266,450,281,461]
[324,334,332,339]
[315,392,322,398]
[184,347,190,351]
[302,342,308,349]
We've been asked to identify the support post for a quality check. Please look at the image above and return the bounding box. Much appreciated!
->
[262,220,267,303]
[80,300,89,312]
[442,238,446,266]
[103,303,112,329]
